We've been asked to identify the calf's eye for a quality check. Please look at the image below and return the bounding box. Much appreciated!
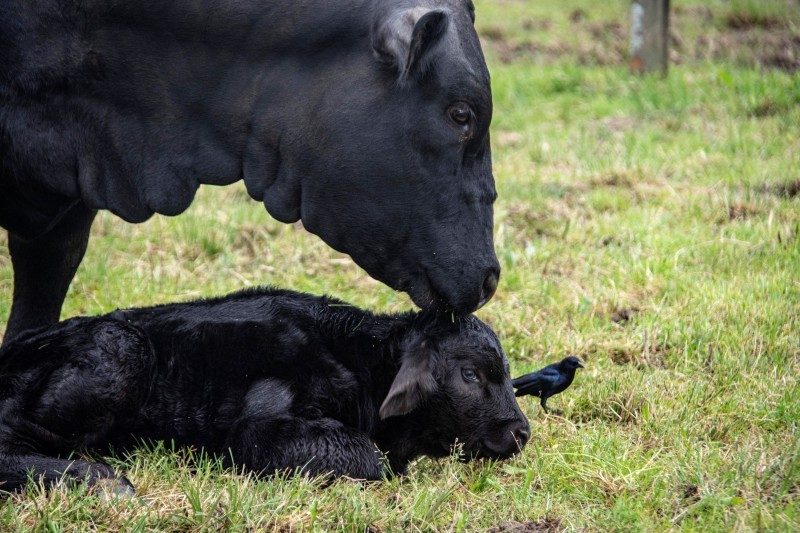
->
[461,368,479,383]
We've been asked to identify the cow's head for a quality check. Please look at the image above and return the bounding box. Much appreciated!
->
[248,1,498,314]
[379,314,530,462]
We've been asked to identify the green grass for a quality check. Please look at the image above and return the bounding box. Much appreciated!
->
[1,0,799,530]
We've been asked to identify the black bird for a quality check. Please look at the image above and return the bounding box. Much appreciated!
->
[512,356,584,413]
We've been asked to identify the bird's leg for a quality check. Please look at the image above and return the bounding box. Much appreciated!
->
[540,397,549,414]
[541,397,565,416]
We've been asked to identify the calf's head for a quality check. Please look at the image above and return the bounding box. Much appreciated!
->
[380,315,529,461]
[249,1,498,314]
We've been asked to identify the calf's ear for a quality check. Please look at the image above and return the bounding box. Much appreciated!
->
[372,8,449,80]
[379,340,438,419]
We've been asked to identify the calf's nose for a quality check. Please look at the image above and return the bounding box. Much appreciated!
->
[512,424,530,448]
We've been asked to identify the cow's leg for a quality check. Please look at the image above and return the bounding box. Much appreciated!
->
[0,453,133,496]
[228,418,385,480]
[4,203,96,344]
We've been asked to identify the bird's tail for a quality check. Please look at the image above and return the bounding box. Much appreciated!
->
[512,373,544,397]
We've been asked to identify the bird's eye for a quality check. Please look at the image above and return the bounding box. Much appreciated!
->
[448,102,472,126]
[461,368,479,383]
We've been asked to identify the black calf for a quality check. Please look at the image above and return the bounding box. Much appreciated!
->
[0,288,529,493]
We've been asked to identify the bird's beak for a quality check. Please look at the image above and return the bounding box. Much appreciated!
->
[577,362,585,368]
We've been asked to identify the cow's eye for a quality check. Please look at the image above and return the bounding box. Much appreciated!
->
[461,368,479,383]
[448,102,472,126]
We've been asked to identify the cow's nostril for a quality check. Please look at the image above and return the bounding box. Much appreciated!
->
[477,270,499,309]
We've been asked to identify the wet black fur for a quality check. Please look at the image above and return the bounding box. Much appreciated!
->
[0,287,528,493]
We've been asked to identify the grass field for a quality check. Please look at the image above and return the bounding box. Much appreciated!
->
[1,0,799,530]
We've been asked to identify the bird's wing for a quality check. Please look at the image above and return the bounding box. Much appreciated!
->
[550,371,575,395]
[512,367,561,397]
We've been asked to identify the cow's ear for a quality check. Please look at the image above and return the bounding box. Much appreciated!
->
[379,339,438,419]
[373,9,449,80]
[404,10,448,78]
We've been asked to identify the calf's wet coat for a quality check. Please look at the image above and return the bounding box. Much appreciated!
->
[0,287,528,493]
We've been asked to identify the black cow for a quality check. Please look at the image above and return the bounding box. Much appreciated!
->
[0,0,500,343]
[0,288,530,494]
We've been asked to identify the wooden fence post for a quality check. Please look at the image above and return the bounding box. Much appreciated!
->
[629,0,670,75]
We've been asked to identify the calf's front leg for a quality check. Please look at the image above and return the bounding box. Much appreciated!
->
[223,381,385,480]
[227,416,385,481]
[0,453,133,497]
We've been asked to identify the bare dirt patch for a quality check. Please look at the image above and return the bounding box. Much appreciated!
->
[761,179,800,199]
[600,235,622,247]
[760,34,800,72]
[772,179,800,198]
[502,200,565,239]
[750,97,792,117]
[589,170,640,189]
[725,12,783,31]
[487,517,563,533]
[490,40,570,65]
[479,25,507,42]
[581,337,667,370]
[568,9,586,23]
[611,307,638,324]
[724,202,761,222]
[522,18,552,32]
[588,21,624,42]
[681,483,700,503]
[608,344,667,369]
[694,31,800,72]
